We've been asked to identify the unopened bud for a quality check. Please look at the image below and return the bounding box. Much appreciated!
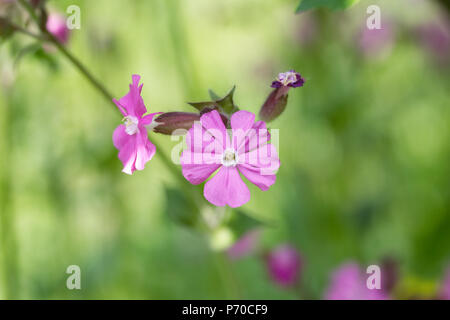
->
[153,112,200,135]
[259,70,305,122]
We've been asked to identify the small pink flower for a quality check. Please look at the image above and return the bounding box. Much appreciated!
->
[113,75,160,175]
[325,262,389,300]
[266,245,302,287]
[46,13,70,45]
[180,110,280,207]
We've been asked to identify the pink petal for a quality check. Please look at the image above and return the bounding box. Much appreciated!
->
[200,110,229,149]
[238,164,276,191]
[182,122,222,165]
[118,137,137,175]
[204,166,250,208]
[134,129,156,171]
[230,110,255,150]
[113,124,129,150]
[116,74,147,118]
[182,164,220,185]
[141,112,163,126]
[239,143,280,175]
[238,120,271,154]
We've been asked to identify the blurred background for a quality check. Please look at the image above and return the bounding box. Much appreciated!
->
[0,0,449,299]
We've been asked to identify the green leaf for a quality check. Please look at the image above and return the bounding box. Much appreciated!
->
[226,209,269,239]
[14,42,42,68]
[296,0,359,13]
[187,101,218,112]
[188,86,238,115]
[208,89,221,101]
[215,85,237,114]
[164,187,198,227]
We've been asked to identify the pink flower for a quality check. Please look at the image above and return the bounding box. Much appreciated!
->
[46,13,70,45]
[113,75,159,175]
[266,245,302,287]
[325,262,389,300]
[180,110,280,207]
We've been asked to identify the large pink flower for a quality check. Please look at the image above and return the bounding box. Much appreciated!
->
[113,75,159,175]
[180,110,280,207]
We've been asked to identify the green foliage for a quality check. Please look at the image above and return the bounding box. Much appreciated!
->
[296,0,359,13]
[188,86,238,115]
[164,187,199,227]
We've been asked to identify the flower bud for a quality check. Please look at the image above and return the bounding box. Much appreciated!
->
[259,70,304,122]
[152,112,200,135]
[46,13,70,44]
[266,244,302,287]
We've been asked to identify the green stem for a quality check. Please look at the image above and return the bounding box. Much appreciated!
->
[17,0,185,181]
[17,0,239,298]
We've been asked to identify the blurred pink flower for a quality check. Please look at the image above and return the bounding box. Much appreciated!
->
[325,262,389,300]
[227,229,261,260]
[440,268,450,300]
[180,110,279,208]
[113,75,160,175]
[266,245,302,287]
[46,13,70,44]
[357,20,395,58]
[416,17,450,66]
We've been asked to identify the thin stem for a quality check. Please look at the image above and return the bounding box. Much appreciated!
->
[17,0,187,178]
[10,22,47,41]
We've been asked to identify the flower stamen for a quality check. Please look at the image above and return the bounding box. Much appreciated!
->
[123,115,139,135]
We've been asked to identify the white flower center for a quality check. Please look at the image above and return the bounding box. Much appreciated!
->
[221,148,239,167]
[278,71,297,86]
[123,115,139,135]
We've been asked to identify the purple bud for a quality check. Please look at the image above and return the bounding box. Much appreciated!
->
[271,70,305,89]
[259,87,288,123]
[266,245,302,287]
[153,112,200,135]
[46,13,70,45]
[227,229,261,260]
[260,70,304,122]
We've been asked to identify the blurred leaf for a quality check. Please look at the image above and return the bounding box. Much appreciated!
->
[14,42,42,68]
[164,187,198,227]
[296,0,359,13]
[33,47,59,70]
[0,17,15,40]
[226,209,268,239]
